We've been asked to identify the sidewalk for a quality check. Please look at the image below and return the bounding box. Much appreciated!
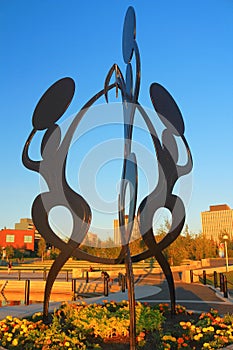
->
[0,281,232,319]
[138,281,233,315]
[0,285,161,319]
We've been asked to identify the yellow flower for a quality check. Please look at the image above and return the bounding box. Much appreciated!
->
[162,335,176,342]
[203,343,210,348]
[64,341,70,347]
[12,339,18,346]
[193,334,203,340]
[6,316,13,321]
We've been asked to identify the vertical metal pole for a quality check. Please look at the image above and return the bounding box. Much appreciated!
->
[214,271,218,288]
[86,271,89,283]
[24,280,30,305]
[224,240,229,272]
[190,270,193,283]
[118,272,122,286]
[220,273,223,292]
[18,270,21,280]
[124,245,136,350]
[43,268,47,281]
[223,275,228,298]
[72,278,77,300]
[66,270,69,282]
[121,274,126,292]
[104,276,109,296]
[203,270,206,285]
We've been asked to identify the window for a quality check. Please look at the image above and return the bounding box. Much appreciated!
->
[24,235,32,243]
[6,235,15,242]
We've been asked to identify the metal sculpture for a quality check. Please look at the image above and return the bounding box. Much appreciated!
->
[22,6,192,349]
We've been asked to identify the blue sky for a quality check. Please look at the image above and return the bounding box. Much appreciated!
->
[0,0,232,239]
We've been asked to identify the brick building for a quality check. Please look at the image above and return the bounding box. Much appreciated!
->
[0,218,38,251]
[0,228,35,251]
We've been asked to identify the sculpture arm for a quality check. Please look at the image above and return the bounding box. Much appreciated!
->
[177,135,193,177]
[22,129,40,172]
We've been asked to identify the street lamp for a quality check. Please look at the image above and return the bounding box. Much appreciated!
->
[223,234,229,272]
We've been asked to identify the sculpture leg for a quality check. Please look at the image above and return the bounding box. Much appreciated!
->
[155,249,176,315]
[43,243,75,323]
[139,227,176,316]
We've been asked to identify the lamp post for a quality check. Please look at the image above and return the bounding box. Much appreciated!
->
[223,234,229,272]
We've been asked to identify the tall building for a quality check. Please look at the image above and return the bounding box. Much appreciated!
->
[15,218,34,230]
[201,204,233,242]
[82,232,100,247]
[114,215,140,245]
[15,218,41,241]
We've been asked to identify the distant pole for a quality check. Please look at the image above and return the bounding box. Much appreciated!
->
[214,271,217,288]
[24,280,30,305]
[223,275,228,298]
[223,235,229,272]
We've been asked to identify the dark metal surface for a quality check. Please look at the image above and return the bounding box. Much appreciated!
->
[32,78,75,131]
[22,5,193,347]
[122,7,136,64]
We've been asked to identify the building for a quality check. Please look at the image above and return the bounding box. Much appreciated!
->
[0,228,35,251]
[201,204,233,242]
[82,232,100,247]
[0,218,42,252]
[15,218,35,230]
[15,218,41,242]
[114,215,140,245]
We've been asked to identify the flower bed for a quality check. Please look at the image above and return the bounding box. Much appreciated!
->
[0,301,232,349]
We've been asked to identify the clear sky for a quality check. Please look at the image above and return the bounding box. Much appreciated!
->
[0,0,232,240]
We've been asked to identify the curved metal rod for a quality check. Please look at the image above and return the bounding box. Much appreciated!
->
[135,100,192,314]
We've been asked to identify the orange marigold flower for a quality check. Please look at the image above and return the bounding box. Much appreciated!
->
[177,337,184,344]
[139,332,145,338]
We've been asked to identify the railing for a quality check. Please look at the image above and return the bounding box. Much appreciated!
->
[190,269,232,299]
[0,268,72,281]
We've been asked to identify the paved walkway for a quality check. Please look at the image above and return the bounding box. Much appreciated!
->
[138,281,233,315]
[0,281,232,319]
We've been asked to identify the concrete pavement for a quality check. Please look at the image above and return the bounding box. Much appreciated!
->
[0,281,232,319]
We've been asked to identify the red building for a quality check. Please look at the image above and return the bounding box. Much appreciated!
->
[0,229,35,251]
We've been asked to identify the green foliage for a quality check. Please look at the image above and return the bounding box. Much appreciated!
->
[37,237,46,261]
[0,304,232,349]
[5,245,14,259]
[154,220,219,265]
[0,301,165,349]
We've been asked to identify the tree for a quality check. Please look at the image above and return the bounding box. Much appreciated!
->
[38,237,46,261]
[6,246,14,260]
